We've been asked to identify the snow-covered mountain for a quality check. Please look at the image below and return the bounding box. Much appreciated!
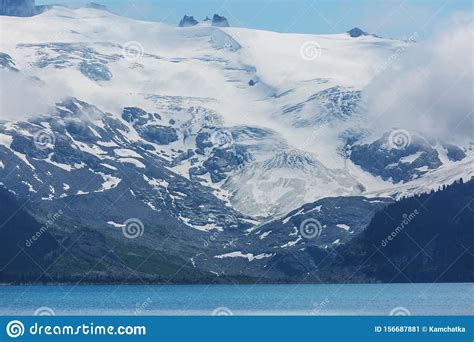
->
[0,5,471,280]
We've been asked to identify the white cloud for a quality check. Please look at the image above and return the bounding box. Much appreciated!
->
[0,70,70,120]
[362,13,474,143]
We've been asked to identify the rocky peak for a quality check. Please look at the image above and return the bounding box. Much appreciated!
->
[347,27,369,38]
[178,15,198,27]
[212,14,229,27]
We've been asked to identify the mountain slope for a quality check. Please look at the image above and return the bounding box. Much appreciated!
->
[329,179,474,283]
[0,5,471,283]
[1,5,437,219]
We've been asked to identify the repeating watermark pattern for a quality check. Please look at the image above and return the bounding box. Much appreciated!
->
[212,307,233,316]
[300,41,322,61]
[299,218,323,239]
[299,125,326,151]
[467,199,474,211]
[326,245,340,260]
[122,218,145,239]
[210,129,234,149]
[388,129,411,150]
[34,307,56,316]
[453,198,474,223]
[311,297,330,315]
[6,320,25,338]
[374,32,418,74]
[389,307,411,316]
[134,297,153,315]
[381,210,419,247]
[122,41,145,61]
[202,230,221,248]
[33,129,56,151]
[25,210,63,248]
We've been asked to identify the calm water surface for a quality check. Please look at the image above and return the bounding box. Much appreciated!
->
[0,283,472,316]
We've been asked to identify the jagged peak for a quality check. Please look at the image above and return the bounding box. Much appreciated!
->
[178,14,230,28]
[212,14,229,27]
[178,15,198,27]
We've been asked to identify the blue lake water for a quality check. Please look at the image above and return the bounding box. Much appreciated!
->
[0,283,472,316]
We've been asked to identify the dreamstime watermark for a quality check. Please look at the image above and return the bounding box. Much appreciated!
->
[25,209,63,248]
[299,218,323,239]
[122,41,144,61]
[202,230,221,248]
[311,297,330,315]
[300,41,322,61]
[6,320,146,338]
[6,320,24,338]
[33,129,56,151]
[389,307,411,316]
[210,129,234,149]
[299,125,326,151]
[388,129,411,150]
[122,218,145,239]
[134,297,153,315]
[374,32,418,74]
[34,307,56,316]
[453,198,474,223]
[212,307,233,316]
[380,210,419,247]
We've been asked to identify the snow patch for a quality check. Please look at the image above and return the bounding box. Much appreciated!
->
[336,224,350,231]
[118,158,146,169]
[214,251,274,262]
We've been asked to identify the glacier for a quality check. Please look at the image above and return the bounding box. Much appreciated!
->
[0,5,471,280]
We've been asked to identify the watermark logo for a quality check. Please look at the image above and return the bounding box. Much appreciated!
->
[300,41,322,61]
[34,307,56,316]
[212,307,233,316]
[389,307,411,316]
[381,210,419,247]
[122,41,145,61]
[134,297,153,315]
[202,230,221,248]
[210,130,233,149]
[33,129,56,151]
[388,129,411,150]
[374,32,418,74]
[123,218,145,239]
[299,218,323,239]
[6,320,25,338]
[26,210,63,248]
[311,297,330,315]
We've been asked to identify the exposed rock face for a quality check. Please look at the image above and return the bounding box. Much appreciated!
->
[177,14,229,27]
[0,52,18,71]
[349,131,466,183]
[0,0,36,17]
[212,14,229,27]
[347,27,368,38]
[178,15,198,27]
